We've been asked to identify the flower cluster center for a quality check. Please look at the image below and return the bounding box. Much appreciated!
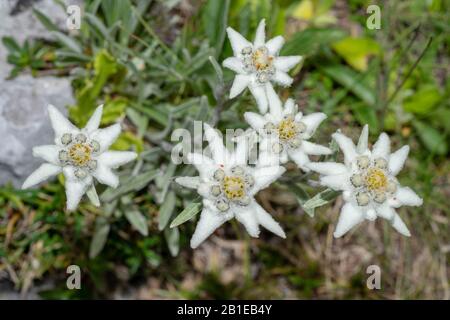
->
[252,48,274,71]
[264,116,306,154]
[278,117,298,141]
[365,168,387,191]
[222,176,245,200]
[210,167,254,212]
[241,46,275,84]
[58,133,101,179]
[68,143,92,166]
[350,156,397,206]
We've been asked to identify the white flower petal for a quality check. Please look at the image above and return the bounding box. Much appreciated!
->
[190,208,229,248]
[284,98,297,115]
[302,113,327,139]
[84,104,103,134]
[222,57,246,74]
[272,70,293,87]
[258,146,284,167]
[92,164,119,188]
[47,104,78,140]
[204,123,229,164]
[244,112,267,131]
[334,203,364,238]
[175,176,200,189]
[253,201,286,238]
[265,36,284,55]
[187,153,216,179]
[376,203,396,220]
[65,179,92,211]
[234,204,260,237]
[253,19,266,47]
[356,124,369,154]
[301,141,332,155]
[90,123,121,153]
[274,56,302,72]
[388,145,409,176]
[248,83,269,113]
[365,208,377,221]
[232,137,249,166]
[32,145,60,165]
[63,166,93,211]
[22,163,62,189]
[306,162,348,175]
[251,166,286,194]
[332,132,357,164]
[265,83,283,120]
[372,132,390,158]
[320,174,347,190]
[392,213,411,237]
[288,149,310,170]
[230,74,251,98]
[96,151,137,168]
[394,187,423,207]
[226,27,252,56]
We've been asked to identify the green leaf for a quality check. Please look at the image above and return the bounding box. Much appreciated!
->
[50,31,82,53]
[332,37,380,71]
[100,169,159,202]
[86,185,100,207]
[202,0,230,55]
[158,191,176,231]
[164,227,180,257]
[302,188,341,217]
[111,131,144,153]
[125,209,148,236]
[351,102,379,134]
[319,64,376,106]
[170,202,202,228]
[413,120,448,155]
[89,218,110,258]
[101,98,128,125]
[403,85,442,115]
[2,37,20,53]
[290,184,314,217]
[33,8,59,32]
[281,28,346,56]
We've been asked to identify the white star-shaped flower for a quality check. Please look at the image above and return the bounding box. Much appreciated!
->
[223,19,302,113]
[306,125,423,238]
[244,85,331,170]
[22,104,137,211]
[175,123,286,248]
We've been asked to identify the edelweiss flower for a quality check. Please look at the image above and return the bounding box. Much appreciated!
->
[223,19,302,113]
[175,123,286,248]
[306,125,423,238]
[22,105,137,211]
[244,85,331,170]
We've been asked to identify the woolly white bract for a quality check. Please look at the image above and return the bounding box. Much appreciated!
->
[22,104,137,211]
[244,85,331,171]
[223,19,302,113]
[306,125,423,238]
[175,123,286,248]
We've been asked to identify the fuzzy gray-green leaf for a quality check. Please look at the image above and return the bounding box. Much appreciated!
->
[125,209,148,236]
[170,202,202,228]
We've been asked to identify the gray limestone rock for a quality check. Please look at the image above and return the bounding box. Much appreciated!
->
[0,75,74,187]
[0,0,80,186]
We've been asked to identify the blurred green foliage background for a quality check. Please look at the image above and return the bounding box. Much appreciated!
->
[0,0,448,299]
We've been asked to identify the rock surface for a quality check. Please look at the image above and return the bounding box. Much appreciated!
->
[0,0,79,187]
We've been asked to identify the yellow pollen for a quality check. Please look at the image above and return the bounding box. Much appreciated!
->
[252,48,273,71]
[68,143,92,166]
[365,168,387,191]
[278,117,298,141]
[222,176,245,200]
